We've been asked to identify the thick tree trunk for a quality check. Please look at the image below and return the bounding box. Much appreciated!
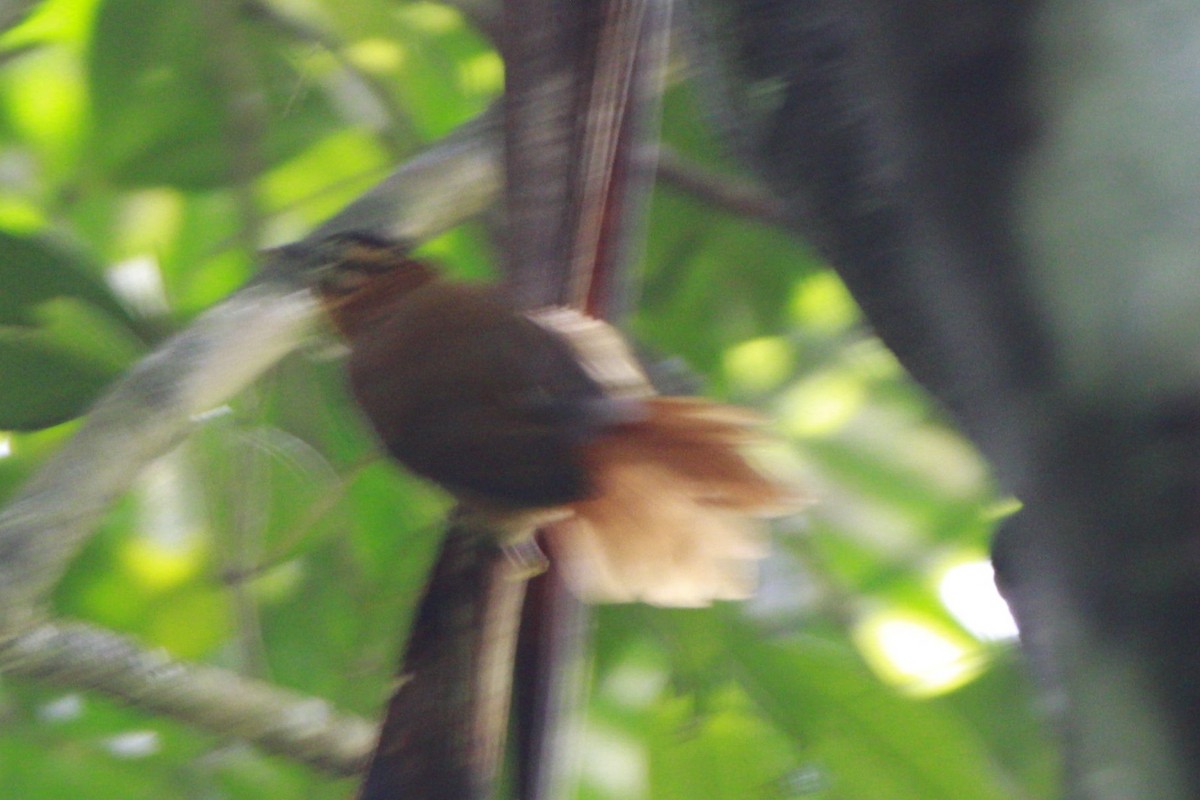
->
[693,1,1200,796]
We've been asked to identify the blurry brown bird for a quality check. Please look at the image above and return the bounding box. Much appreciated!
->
[318,234,798,606]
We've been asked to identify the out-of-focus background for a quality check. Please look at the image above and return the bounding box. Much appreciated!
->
[0,1,1055,798]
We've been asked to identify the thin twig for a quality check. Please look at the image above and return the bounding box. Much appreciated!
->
[240,0,419,154]
[655,145,789,227]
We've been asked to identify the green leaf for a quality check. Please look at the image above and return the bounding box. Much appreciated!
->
[648,695,799,800]
[0,220,143,432]
[0,332,111,428]
[727,625,1017,800]
[0,230,132,327]
[88,0,338,189]
[0,294,141,429]
[87,0,226,187]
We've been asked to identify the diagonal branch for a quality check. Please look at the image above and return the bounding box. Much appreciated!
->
[1,620,376,775]
[655,145,789,228]
[0,280,318,636]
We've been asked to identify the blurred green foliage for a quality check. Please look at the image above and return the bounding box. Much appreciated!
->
[0,1,1057,798]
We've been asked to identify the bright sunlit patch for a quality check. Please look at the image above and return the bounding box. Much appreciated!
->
[103,730,160,759]
[0,434,11,459]
[599,659,668,710]
[0,196,44,231]
[395,2,462,33]
[37,693,83,723]
[938,559,1019,642]
[1,0,103,45]
[1,45,85,166]
[120,536,205,591]
[107,255,168,317]
[789,271,858,332]
[117,190,184,256]
[854,609,983,696]
[119,454,207,590]
[459,51,504,96]
[347,38,406,74]
[579,722,647,800]
[723,336,794,394]
[778,371,865,437]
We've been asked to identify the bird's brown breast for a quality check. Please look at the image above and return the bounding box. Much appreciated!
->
[335,279,627,508]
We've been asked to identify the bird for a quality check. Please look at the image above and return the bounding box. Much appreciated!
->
[315,233,799,607]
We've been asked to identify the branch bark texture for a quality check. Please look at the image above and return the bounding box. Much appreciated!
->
[1,621,375,774]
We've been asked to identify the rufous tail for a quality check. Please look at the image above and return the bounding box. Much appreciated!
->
[543,397,802,607]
